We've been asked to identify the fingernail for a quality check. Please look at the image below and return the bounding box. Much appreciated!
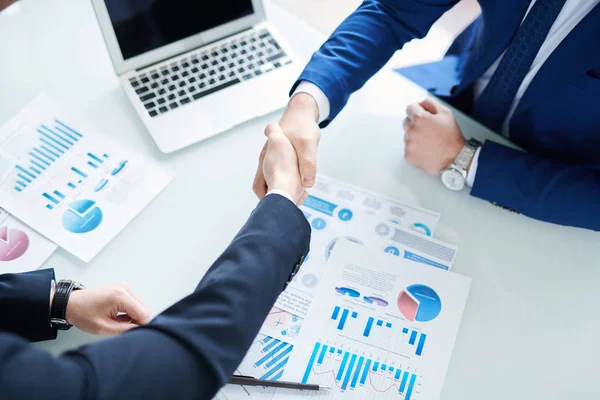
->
[303,177,314,186]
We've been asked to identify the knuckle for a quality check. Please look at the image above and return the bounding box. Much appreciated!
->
[265,123,279,133]
[113,286,128,298]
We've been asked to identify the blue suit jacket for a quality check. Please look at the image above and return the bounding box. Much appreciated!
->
[295,0,600,231]
[0,194,310,399]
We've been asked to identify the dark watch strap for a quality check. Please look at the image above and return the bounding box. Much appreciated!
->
[50,280,83,330]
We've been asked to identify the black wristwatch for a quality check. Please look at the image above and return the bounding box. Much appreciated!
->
[50,280,86,330]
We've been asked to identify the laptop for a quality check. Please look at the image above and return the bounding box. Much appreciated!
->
[91,0,301,153]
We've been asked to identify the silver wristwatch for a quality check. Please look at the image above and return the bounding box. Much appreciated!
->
[441,138,482,191]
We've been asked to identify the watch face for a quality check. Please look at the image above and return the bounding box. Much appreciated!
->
[441,169,465,191]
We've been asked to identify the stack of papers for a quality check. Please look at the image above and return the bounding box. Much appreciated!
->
[218,175,471,400]
[0,94,173,270]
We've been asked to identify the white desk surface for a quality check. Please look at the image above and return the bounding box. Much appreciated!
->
[1,1,598,399]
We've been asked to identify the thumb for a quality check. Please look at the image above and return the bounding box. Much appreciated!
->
[419,97,443,114]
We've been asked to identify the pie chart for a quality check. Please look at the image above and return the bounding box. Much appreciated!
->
[397,284,442,322]
[62,199,103,234]
[0,226,29,261]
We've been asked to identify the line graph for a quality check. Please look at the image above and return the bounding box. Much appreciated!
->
[301,341,421,399]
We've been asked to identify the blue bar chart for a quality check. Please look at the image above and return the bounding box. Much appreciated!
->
[402,327,428,356]
[329,305,427,357]
[363,316,393,337]
[11,119,82,193]
[252,336,294,381]
[331,306,359,330]
[7,118,113,210]
[302,341,420,399]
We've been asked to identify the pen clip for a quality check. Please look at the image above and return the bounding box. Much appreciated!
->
[231,375,256,379]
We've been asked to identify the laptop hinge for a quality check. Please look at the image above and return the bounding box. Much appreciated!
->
[136,27,254,72]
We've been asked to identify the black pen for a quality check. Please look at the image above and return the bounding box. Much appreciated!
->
[229,375,330,391]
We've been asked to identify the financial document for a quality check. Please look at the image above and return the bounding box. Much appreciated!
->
[275,175,456,317]
[275,240,471,400]
[0,94,173,261]
[0,207,56,274]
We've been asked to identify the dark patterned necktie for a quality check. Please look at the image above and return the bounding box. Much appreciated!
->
[471,0,568,132]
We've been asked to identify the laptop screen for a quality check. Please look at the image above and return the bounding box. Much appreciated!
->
[105,0,255,61]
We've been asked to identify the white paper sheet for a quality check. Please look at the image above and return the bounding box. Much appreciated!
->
[0,207,57,274]
[0,94,173,261]
[275,175,455,317]
[275,240,471,400]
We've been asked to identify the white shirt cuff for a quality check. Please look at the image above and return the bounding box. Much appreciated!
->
[466,147,482,187]
[292,81,331,125]
[266,189,296,205]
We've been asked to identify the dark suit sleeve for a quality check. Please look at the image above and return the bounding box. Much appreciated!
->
[471,141,600,231]
[0,268,57,342]
[0,194,311,399]
[294,0,459,125]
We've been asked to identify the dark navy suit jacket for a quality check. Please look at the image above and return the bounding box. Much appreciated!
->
[295,0,600,231]
[0,194,310,399]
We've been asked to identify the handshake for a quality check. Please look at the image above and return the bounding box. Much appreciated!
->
[254,93,321,205]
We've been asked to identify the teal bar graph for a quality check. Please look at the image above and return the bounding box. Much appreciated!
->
[317,345,329,364]
[400,371,409,392]
[302,342,321,384]
[332,306,340,320]
[302,342,418,398]
[350,356,364,389]
[406,373,417,399]
[416,333,427,356]
[341,354,357,390]
[409,330,417,345]
[254,337,293,383]
[336,351,349,381]
[10,119,88,193]
[360,359,371,385]
[88,153,103,163]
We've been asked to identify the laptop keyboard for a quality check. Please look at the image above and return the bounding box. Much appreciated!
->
[128,29,292,118]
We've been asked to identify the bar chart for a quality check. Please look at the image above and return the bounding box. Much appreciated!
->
[12,119,83,193]
[301,341,420,399]
[329,305,428,356]
[331,306,359,330]
[252,336,294,381]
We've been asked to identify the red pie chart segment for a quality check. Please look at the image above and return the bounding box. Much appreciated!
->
[397,290,419,321]
[0,226,30,261]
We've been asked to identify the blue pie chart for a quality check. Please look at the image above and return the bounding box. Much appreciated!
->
[62,199,103,234]
[404,284,442,322]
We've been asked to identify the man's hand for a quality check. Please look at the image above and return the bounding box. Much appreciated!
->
[61,283,151,336]
[253,93,320,198]
[262,123,307,204]
[403,97,466,175]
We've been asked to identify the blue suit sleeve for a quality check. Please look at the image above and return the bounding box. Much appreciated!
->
[294,0,459,125]
[471,141,600,231]
[0,194,311,399]
[0,269,57,342]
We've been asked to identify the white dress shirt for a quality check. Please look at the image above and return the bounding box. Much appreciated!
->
[292,0,600,187]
